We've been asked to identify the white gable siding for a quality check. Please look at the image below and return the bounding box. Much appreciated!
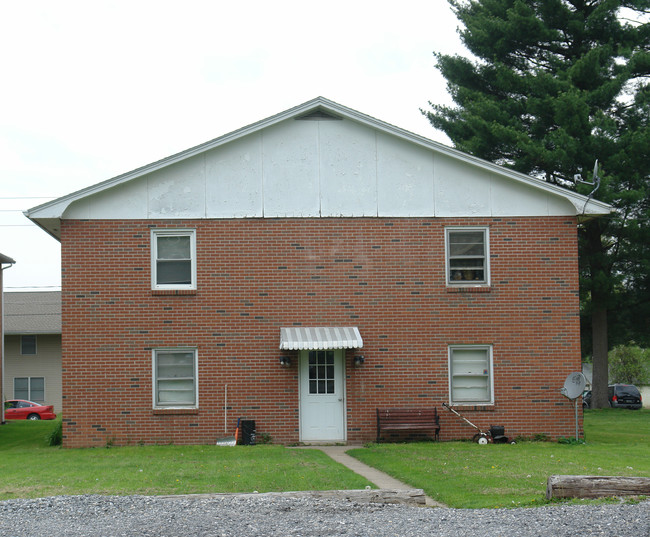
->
[376,132,435,216]
[320,119,378,217]
[432,153,573,217]
[62,117,577,221]
[262,119,320,217]
[147,156,205,218]
[205,133,263,218]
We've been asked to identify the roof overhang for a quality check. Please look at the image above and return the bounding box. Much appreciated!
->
[279,326,363,351]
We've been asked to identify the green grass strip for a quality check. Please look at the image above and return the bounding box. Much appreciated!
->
[348,409,650,508]
[0,418,372,500]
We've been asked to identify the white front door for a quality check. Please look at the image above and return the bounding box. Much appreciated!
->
[299,349,345,442]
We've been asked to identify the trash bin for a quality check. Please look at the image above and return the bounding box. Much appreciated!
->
[240,420,256,445]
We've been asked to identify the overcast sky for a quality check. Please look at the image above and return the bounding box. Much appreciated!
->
[0,1,465,291]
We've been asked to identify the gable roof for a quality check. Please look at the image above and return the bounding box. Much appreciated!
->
[3,291,62,335]
[26,96,611,239]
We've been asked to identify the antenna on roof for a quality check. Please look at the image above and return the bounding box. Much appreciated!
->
[573,160,600,188]
[572,160,601,214]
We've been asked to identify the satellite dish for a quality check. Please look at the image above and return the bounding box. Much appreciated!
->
[560,372,586,400]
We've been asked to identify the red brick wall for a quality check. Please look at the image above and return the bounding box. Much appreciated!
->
[60,217,582,447]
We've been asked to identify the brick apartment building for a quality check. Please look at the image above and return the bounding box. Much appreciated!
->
[26,98,610,447]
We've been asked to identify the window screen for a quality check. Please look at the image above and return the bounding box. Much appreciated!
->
[152,230,196,289]
[447,229,488,284]
[449,346,492,404]
[154,350,197,407]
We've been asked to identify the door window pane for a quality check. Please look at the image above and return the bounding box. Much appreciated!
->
[308,351,335,394]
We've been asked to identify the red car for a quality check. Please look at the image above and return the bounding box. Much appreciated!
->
[4,399,56,420]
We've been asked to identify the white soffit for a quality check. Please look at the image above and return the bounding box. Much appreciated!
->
[279,327,363,351]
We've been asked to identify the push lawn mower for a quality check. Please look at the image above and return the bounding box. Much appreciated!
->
[442,402,511,444]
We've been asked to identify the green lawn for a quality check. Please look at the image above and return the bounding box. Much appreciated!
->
[348,409,650,508]
[0,418,373,500]
[1,410,647,506]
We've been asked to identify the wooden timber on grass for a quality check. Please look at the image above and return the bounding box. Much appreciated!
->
[547,475,650,499]
[159,489,428,506]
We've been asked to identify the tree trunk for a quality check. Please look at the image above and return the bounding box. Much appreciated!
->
[547,475,650,499]
[585,220,610,409]
[591,306,609,408]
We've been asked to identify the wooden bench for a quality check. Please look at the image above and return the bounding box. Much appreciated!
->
[376,408,440,443]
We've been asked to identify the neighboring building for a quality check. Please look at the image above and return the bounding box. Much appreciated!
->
[1,253,16,423]
[3,292,62,413]
[25,97,611,447]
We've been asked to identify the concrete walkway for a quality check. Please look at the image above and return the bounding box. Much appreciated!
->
[303,445,443,507]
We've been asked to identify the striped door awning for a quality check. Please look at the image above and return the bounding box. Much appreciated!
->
[279,327,363,351]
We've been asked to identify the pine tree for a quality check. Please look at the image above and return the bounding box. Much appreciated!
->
[424,0,650,408]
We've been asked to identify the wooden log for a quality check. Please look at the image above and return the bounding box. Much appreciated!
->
[285,488,427,506]
[161,488,428,506]
[547,475,650,500]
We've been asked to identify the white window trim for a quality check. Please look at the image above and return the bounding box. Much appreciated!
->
[151,229,197,290]
[152,348,199,409]
[14,376,45,402]
[448,345,494,406]
[445,226,490,286]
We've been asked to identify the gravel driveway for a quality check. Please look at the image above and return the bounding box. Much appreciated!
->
[0,494,648,537]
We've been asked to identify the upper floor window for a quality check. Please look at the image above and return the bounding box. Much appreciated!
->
[21,335,37,355]
[151,229,196,290]
[446,227,489,285]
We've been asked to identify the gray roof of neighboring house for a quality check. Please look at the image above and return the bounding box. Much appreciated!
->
[0,253,16,265]
[3,291,61,334]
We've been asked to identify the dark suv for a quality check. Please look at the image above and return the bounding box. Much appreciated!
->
[582,384,642,409]
[609,384,642,409]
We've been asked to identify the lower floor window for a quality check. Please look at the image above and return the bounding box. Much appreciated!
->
[14,377,45,402]
[449,345,493,405]
[153,348,198,408]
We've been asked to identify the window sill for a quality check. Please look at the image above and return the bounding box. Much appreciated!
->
[446,285,491,293]
[152,289,197,296]
[449,404,494,411]
[153,408,199,415]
